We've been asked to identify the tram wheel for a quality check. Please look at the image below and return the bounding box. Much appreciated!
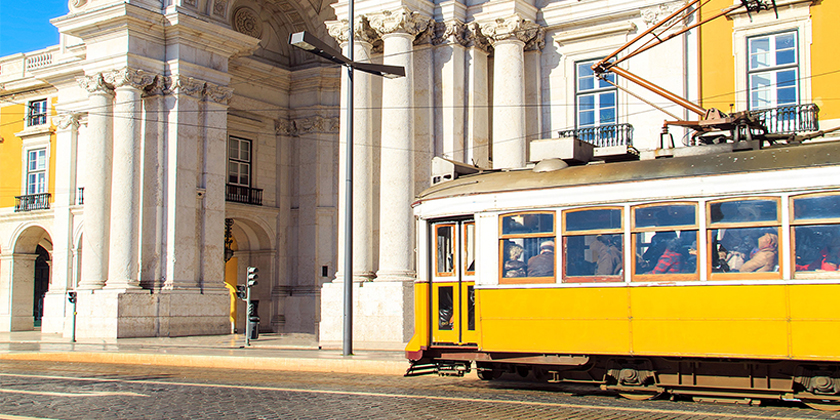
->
[477,369,501,381]
[802,399,840,411]
[619,391,665,401]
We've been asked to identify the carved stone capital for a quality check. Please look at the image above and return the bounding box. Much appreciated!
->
[465,22,492,53]
[205,83,234,105]
[53,112,81,130]
[144,75,171,97]
[170,75,206,98]
[327,16,380,45]
[68,0,88,12]
[77,73,113,95]
[369,7,433,38]
[275,119,293,136]
[105,67,157,91]
[432,20,467,46]
[481,15,544,49]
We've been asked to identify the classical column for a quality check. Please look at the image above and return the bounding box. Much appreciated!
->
[105,68,155,289]
[433,20,467,162]
[139,76,168,289]
[76,74,114,290]
[465,23,492,168]
[329,18,378,282]
[372,7,431,282]
[482,15,543,169]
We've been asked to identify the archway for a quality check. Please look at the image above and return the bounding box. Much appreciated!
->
[33,245,50,327]
[0,225,52,331]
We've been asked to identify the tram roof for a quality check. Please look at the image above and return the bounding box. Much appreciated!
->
[416,141,840,204]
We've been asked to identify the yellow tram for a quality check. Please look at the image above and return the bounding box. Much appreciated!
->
[406,140,840,410]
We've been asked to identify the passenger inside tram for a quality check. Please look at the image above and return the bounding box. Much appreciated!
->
[794,226,840,271]
[527,240,555,277]
[502,242,527,278]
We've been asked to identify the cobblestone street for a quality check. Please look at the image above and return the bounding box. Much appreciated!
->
[2,360,839,419]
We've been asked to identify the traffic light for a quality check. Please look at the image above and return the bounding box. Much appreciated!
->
[235,285,246,300]
[247,266,259,287]
[67,291,77,304]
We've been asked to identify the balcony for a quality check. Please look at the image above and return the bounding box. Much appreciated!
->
[751,103,819,134]
[226,184,263,206]
[558,123,634,148]
[15,193,51,212]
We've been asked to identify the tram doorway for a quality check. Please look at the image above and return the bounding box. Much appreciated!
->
[430,220,478,346]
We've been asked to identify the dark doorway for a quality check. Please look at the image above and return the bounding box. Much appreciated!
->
[33,245,50,327]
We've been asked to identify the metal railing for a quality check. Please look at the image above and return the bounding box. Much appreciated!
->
[558,123,634,148]
[751,103,819,134]
[226,184,263,206]
[15,193,51,212]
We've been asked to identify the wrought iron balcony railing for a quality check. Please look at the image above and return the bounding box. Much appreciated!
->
[558,123,634,148]
[15,193,51,212]
[226,184,263,206]
[751,103,819,134]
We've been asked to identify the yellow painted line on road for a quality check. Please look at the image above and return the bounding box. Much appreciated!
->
[0,414,59,420]
[0,389,148,398]
[0,373,813,420]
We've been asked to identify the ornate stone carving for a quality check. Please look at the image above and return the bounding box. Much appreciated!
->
[205,84,234,105]
[327,16,380,45]
[369,7,433,38]
[105,67,156,90]
[183,0,197,6]
[53,113,81,130]
[213,0,227,17]
[524,26,546,51]
[465,22,492,53]
[144,75,171,97]
[276,116,340,136]
[432,20,467,46]
[170,75,206,98]
[77,73,113,94]
[641,1,687,27]
[233,7,262,39]
[481,15,544,49]
[275,119,293,136]
[68,0,87,11]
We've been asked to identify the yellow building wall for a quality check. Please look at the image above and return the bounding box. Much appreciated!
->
[699,0,736,112]
[0,103,25,209]
[0,98,57,209]
[810,0,840,122]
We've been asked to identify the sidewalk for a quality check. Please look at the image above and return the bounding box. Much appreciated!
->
[0,331,409,376]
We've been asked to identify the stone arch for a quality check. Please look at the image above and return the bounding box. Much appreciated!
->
[224,215,276,333]
[0,224,53,331]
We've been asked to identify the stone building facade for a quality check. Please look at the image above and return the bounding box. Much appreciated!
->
[1,0,831,347]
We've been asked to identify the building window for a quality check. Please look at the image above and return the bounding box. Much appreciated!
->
[748,31,798,110]
[27,99,48,127]
[576,60,617,128]
[26,148,47,195]
[228,137,251,187]
[499,212,556,284]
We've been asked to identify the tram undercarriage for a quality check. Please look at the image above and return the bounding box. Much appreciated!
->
[407,349,840,411]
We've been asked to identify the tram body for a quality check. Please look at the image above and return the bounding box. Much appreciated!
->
[406,141,840,408]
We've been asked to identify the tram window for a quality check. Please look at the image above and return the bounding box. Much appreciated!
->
[632,203,699,281]
[464,222,476,275]
[791,193,840,276]
[708,198,781,278]
[563,208,623,283]
[710,228,779,273]
[793,195,840,220]
[435,224,455,276]
[499,212,556,284]
[438,286,453,330]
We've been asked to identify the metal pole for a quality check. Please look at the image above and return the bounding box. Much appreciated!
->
[343,0,355,357]
[245,284,252,347]
[71,298,77,343]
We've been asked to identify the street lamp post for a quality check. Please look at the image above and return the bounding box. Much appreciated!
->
[290,26,404,356]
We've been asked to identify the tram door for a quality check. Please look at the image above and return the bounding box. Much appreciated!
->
[431,220,478,345]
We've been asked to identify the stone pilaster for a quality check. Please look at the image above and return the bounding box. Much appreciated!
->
[371,7,431,282]
[76,73,114,290]
[465,23,492,168]
[481,15,544,168]
[0,254,38,331]
[104,67,155,289]
[328,17,379,283]
[432,20,468,163]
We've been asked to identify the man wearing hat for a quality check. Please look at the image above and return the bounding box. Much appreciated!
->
[527,240,555,277]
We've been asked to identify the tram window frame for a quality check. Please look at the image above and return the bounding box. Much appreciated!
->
[790,192,840,278]
[561,207,624,283]
[707,197,782,280]
[631,202,700,282]
[435,223,457,277]
[498,211,556,285]
[463,222,476,276]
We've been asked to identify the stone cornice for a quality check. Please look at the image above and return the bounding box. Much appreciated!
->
[481,15,544,50]
[369,7,433,38]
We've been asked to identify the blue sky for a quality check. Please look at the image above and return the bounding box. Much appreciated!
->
[1,0,68,57]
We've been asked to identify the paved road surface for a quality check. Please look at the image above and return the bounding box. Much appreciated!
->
[1,360,838,419]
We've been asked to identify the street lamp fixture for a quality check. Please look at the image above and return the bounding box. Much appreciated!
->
[289,29,404,357]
